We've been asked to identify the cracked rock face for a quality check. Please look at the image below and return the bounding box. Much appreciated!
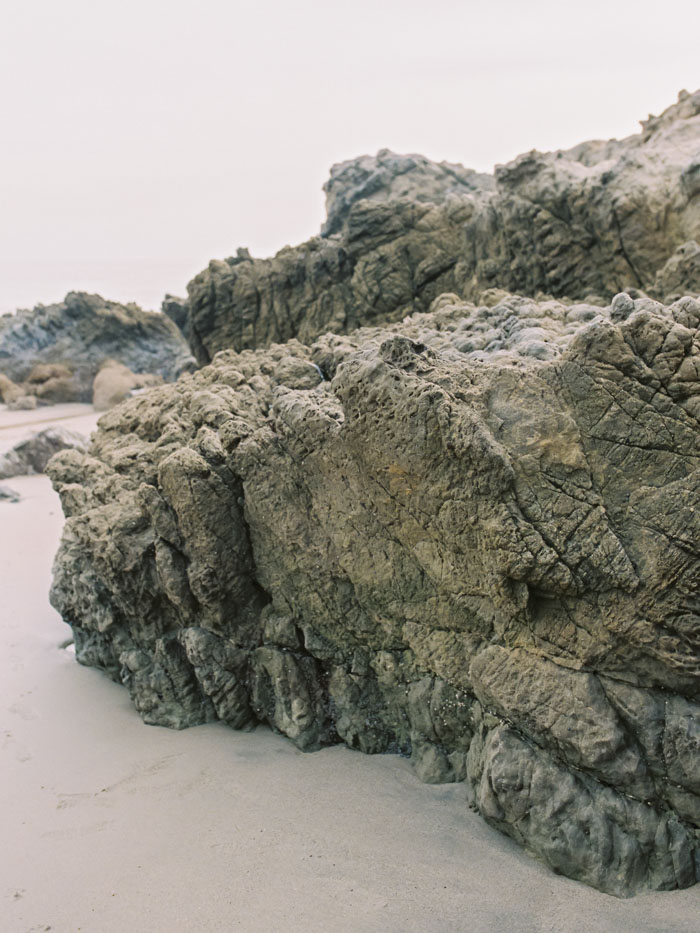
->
[186,90,700,365]
[48,292,700,896]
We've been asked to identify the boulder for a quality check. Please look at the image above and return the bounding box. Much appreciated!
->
[7,395,38,411]
[48,292,700,896]
[186,89,700,365]
[652,240,700,302]
[92,359,163,411]
[26,363,80,403]
[0,292,197,400]
[0,373,24,405]
[0,482,20,502]
[161,294,190,342]
[0,427,86,479]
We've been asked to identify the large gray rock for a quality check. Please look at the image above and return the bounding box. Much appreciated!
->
[186,90,700,365]
[48,292,700,896]
[0,292,196,401]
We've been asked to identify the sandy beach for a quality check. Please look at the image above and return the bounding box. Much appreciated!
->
[1,407,699,933]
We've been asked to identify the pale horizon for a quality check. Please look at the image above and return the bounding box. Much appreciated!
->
[2,0,699,314]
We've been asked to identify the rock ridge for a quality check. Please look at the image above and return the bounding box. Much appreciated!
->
[185,89,700,365]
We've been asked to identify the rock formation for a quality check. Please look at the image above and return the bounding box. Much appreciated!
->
[92,360,163,412]
[48,288,700,897]
[0,292,196,402]
[321,148,495,237]
[161,294,190,343]
[186,90,700,365]
[0,427,87,479]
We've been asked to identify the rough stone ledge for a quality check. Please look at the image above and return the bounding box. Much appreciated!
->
[48,292,700,896]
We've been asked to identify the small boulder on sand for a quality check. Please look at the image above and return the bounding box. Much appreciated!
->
[0,427,86,479]
[0,373,24,405]
[92,359,163,411]
[7,395,38,410]
[0,482,20,502]
[26,363,81,404]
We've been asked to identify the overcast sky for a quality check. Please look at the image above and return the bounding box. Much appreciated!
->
[1,0,699,312]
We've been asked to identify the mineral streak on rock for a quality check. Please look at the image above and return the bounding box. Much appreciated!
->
[48,290,700,896]
[186,91,700,365]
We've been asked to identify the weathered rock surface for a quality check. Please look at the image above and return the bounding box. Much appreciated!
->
[0,292,196,401]
[48,292,700,896]
[653,240,700,302]
[1,427,86,479]
[186,90,700,365]
[321,148,495,237]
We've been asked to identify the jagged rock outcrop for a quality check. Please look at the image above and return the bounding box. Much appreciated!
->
[48,291,700,896]
[161,294,190,342]
[321,148,495,237]
[186,90,700,365]
[0,292,196,402]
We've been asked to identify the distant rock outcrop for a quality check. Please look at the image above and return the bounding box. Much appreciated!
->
[49,290,700,896]
[0,292,196,402]
[186,90,700,365]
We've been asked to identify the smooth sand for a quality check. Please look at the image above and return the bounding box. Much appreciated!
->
[1,410,699,932]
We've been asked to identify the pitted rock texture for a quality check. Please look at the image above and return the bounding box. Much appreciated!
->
[186,90,700,365]
[48,293,700,896]
[0,291,196,401]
